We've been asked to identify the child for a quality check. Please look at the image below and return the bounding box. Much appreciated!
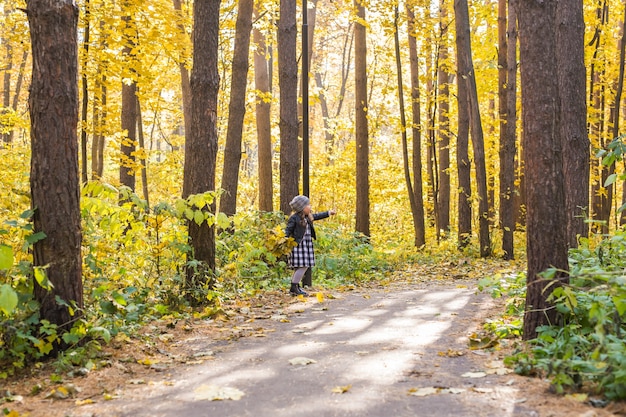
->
[285,195,336,296]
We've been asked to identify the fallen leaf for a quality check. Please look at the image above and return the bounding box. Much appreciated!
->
[565,393,588,403]
[462,372,487,378]
[332,384,352,394]
[289,357,317,366]
[316,292,325,303]
[408,387,439,397]
[194,384,245,401]
[441,388,466,394]
[75,398,95,406]
[472,387,494,393]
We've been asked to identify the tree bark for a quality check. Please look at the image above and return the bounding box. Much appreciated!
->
[518,0,569,340]
[183,0,221,284]
[278,0,300,213]
[253,8,273,212]
[454,0,491,257]
[120,7,137,192]
[80,0,90,185]
[556,0,589,247]
[27,0,84,331]
[499,0,517,259]
[220,0,254,217]
[354,0,370,237]
[407,3,426,248]
[456,36,472,249]
[173,0,192,147]
[437,1,451,236]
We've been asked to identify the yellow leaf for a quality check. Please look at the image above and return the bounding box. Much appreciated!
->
[332,384,352,394]
[75,398,95,406]
[316,292,325,303]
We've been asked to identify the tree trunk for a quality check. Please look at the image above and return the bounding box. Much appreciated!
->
[394,6,419,249]
[557,0,589,247]
[354,0,370,237]
[518,0,569,340]
[120,8,137,192]
[456,30,472,249]
[589,2,608,232]
[454,0,491,257]
[437,1,451,236]
[183,0,221,284]
[2,6,12,145]
[136,95,149,208]
[27,0,84,331]
[407,3,426,248]
[278,0,300,213]
[499,0,517,260]
[80,0,90,185]
[173,0,192,145]
[220,0,254,217]
[253,8,273,212]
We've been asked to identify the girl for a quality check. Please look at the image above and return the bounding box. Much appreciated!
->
[285,195,336,296]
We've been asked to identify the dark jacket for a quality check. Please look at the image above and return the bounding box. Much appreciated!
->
[285,211,331,244]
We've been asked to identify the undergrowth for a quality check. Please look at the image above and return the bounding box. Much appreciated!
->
[479,232,626,400]
[0,182,402,380]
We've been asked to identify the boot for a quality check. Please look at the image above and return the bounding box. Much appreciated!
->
[289,283,300,296]
[289,283,308,296]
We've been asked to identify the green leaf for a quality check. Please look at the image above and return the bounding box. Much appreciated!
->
[112,291,127,306]
[0,284,18,316]
[613,295,626,317]
[604,173,618,187]
[26,231,47,245]
[216,212,231,230]
[0,244,13,270]
[194,210,205,225]
[34,267,54,290]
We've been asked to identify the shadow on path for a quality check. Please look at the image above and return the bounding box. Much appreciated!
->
[81,281,541,417]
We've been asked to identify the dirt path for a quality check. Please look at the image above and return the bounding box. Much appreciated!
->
[6,280,618,416]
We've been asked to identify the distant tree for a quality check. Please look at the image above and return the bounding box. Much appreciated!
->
[498,0,517,260]
[278,0,299,213]
[80,0,90,185]
[354,0,370,237]
[454,0,491,257]
[182,0,221,284]
[407,2,426,248]
[220,0,254,217]
[253,7,273,212]
[437,0,451,236]
[27,0,84,331]
[120,3,137,192]
[518,0,569,339]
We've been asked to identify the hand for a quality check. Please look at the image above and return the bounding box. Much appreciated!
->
[329,209,336,216]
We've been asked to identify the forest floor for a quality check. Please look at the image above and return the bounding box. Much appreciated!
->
[3,261,626,417]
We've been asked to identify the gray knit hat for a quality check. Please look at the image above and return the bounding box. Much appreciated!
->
[289,195,310,212]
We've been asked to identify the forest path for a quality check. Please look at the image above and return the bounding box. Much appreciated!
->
[50,279,609,417]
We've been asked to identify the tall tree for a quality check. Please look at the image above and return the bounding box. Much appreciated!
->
[220,0,254,217]
[518,0,569,339]
[499,0,517,260]
[173,0,192,146]
[27,0,84,331]
[80,0,91,185]
[407,3,426,248]
[253,8,273,212]
[557,0,589,248]
[120,4,137,192]
[278,0,300,213]
[354,0,370,237]
[437,0,451,236]
[456,32,471,249]
[454,0,491,257]
[182,0,221,282]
